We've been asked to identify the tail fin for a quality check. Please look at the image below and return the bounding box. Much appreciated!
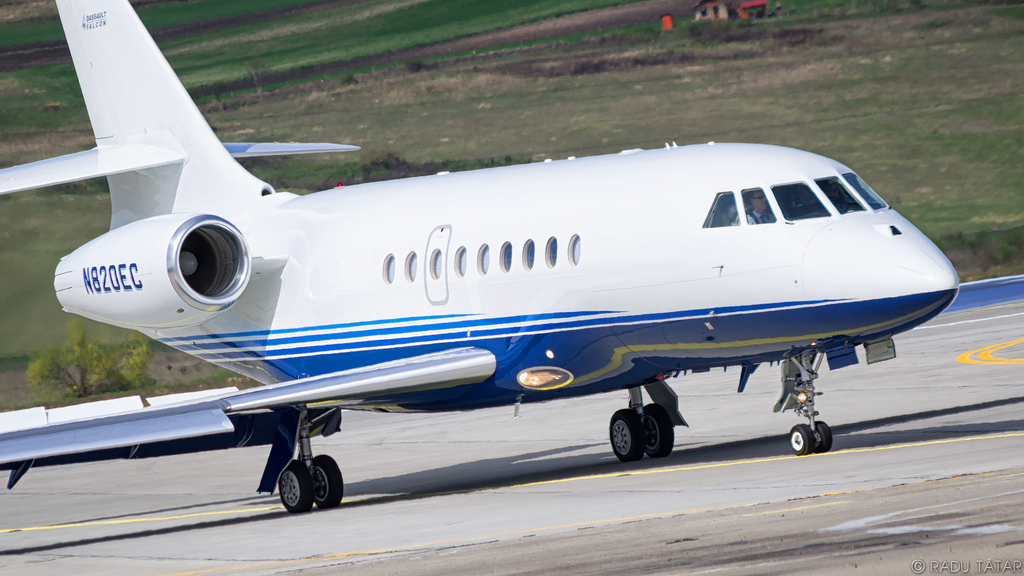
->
[56,0,270,228]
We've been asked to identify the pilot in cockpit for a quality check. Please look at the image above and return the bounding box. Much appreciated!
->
[743,188,776,225]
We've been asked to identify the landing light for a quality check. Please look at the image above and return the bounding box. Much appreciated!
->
[517,367,573,390]
[797,392,808,403]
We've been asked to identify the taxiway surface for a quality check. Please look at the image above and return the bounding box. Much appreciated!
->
[1,300,1022,575]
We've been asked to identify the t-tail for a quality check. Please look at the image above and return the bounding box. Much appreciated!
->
[0,0,357,228]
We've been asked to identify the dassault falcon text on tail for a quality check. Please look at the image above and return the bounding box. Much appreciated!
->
[0,0,957,513]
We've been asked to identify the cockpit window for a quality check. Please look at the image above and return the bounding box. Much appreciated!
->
[815,177,865,214]
[770,183,831,221]
[742,188,776,225]
[703,192,740,228]
[841,172,887,210]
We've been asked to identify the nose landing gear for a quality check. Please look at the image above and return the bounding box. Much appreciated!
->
[775,352,834,456]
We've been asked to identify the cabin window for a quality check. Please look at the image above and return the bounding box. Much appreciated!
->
[545,237,558,268]
[405,252,418,282]
[568,235,581,266]
[815,177,865,214]
[500,242,513,273]
[741,188,776,224]
[478,244,490,275]
[383,254,396,285]
[430,249,443,280]
[842,172,887,210]
[700,6,708,16]
[770,183,830,221]
[523,240,535,270]
[454,247,467,277]
[703,192,740,228]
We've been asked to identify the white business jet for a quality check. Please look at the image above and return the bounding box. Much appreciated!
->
[0,0,958,513]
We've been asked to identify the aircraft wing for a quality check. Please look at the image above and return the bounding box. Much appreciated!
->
[0,347,495,476]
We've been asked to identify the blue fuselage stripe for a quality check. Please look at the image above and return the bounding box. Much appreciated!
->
[161,299,842,354]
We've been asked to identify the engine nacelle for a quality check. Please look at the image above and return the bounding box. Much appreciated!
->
[55,213,251,329]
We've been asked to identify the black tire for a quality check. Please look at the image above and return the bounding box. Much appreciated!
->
[278,460,315,513]
[642,404,675,458]
[813,421,833,454]
[610,409,646,462]
[311,455,344,509]
[789,424,814,456]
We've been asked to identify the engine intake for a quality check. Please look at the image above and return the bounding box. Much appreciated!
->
[169,217,250,311]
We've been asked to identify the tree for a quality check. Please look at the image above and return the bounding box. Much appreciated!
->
[246,59,270,93]
[211,80,227,100]
[27,320,154,401]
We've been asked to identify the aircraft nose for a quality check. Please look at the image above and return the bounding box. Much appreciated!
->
[801,214,959,302]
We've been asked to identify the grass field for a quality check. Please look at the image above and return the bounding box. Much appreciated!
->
[0,0,341,46]
[1,0,1023,406]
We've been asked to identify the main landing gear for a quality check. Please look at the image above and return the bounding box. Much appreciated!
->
[774,352,834,456]
[278,408,344,513]
[609,387,677,462]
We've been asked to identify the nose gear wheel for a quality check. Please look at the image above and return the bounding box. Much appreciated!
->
[777,352,836,456]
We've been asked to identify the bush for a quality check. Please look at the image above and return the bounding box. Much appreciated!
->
[211,81,227,100]
[27,320,153,402]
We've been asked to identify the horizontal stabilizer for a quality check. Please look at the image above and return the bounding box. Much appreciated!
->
[223,142,360,158]
[0,146,184,196]
[0,408,233,465]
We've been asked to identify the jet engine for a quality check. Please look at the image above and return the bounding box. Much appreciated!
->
[54,214,251,329]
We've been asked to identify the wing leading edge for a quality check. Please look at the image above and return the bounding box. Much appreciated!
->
[0,347,496,486]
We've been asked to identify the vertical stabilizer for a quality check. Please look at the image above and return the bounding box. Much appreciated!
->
[56,0,272,228]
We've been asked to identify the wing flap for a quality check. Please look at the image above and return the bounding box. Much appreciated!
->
[0,146,185,196]
[0,409,233,465]
[223,142,360,158]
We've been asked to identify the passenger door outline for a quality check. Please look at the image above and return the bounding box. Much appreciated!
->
[424,225,451,305]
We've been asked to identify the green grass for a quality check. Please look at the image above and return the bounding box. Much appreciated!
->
[0,187,114,356]
[159,0,652,87]
[992,4,1024,19]
[2,3,1024,362]
[0,0,337,47]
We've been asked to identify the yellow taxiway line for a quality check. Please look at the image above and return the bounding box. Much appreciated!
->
[3,431,1022,539]
[157,466,1024,576]
[958,337,1024,365]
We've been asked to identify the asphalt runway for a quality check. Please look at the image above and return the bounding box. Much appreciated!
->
[1,299,1023,575]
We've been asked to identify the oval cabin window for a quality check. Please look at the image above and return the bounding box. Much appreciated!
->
[478,244,490,275]
[568,235,581,266]
[430,249,443,280]
[405,252,418,282]
[545,237,557,268]
[500,242,513,273]
[454,247,467,278]
[523,240,535,271]
[383,254,396,285]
